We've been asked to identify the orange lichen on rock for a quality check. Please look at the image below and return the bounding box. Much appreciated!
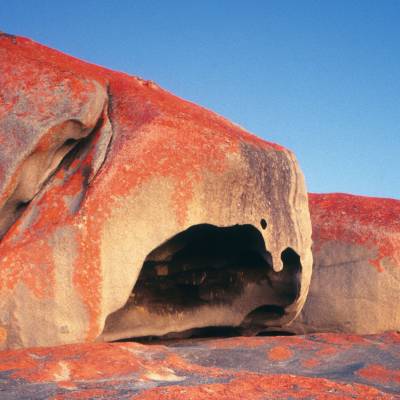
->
[0,237,56,298]
[267,345,293,361]
[0,343,142,382]
[0,325,7,343]
[302,358,320,368]
[309,193,400,272]
[0,332,398,399]
[291,193,400,335]
[53,389,118,400]
[357,364,400,385]
[133,374,395,400]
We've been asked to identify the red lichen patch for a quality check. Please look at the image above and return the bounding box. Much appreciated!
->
[57,381,77,390]
[0,238,55,298]
[101,118,239,226]
[313,333,368,346]
[267,346,293,361]
[72,227,102,341]
[382,331,400,344]
[357,364,400,385]
[302,358,320,368]
[0,343,142,382]
[315,346,340,357]
[0,341,225,385]
[0,326,7,343]
[52,389,117,400]
[132,373,394,400]
[309,193,400,272]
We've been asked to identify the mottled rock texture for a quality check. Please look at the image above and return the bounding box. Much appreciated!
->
[291,193,400,334]
[0,33,312,349]
[0,332,398,399]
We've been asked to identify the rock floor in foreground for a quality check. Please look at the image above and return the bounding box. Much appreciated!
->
[0,332,399,399]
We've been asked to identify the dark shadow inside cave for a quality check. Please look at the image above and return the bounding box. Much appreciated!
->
[102,224,301,342]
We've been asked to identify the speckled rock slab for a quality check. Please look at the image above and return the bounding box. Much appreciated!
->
[0,332,399,399]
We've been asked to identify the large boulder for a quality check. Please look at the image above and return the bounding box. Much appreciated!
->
[291,193,400,334]
[0,33,312,349]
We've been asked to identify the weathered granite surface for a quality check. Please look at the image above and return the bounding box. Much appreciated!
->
[0,332,399,399]
[291,193,400,335]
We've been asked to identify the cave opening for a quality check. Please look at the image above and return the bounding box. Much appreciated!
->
[102,224,301,343]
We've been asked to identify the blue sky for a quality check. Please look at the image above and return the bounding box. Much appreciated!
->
[2,1,399,198]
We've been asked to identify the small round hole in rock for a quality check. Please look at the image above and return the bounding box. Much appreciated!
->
[260,219,267,229]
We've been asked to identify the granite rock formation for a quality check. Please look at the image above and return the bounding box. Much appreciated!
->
[0,33,312,349]
[0,332,398,399]
[291,193,400,334]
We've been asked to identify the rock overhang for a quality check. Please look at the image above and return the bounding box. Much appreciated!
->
[0,33,312,349]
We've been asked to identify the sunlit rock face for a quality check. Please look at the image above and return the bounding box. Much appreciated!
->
[291,193,400,335]
[0,33,312,349]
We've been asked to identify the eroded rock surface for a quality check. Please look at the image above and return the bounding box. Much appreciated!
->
[0,34,312,349]
[0,332,398,399]
[291,193,400,334]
